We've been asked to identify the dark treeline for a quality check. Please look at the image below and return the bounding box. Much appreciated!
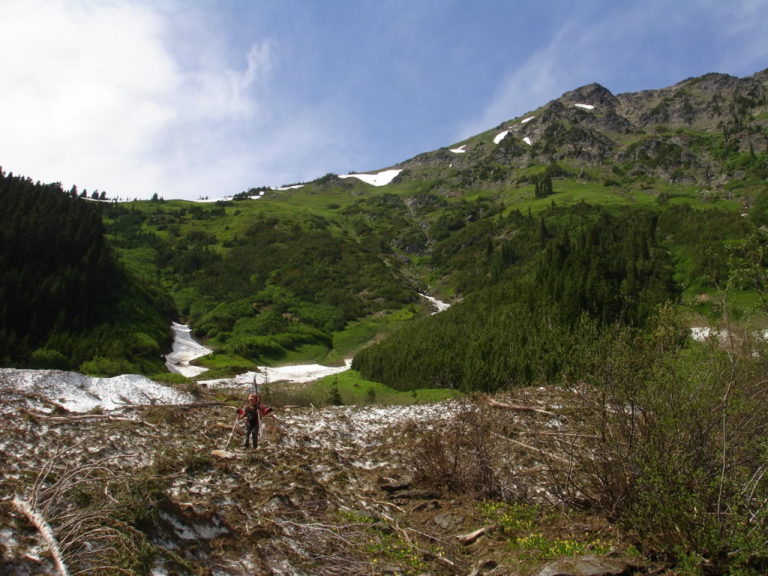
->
[353,207,681,391]
[0,171,174,373]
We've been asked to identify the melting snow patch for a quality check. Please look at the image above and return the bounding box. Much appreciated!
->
[166,323,212,377]
[279,402,462,450]
[493,131,509,144]
[0,369,196,413]
[339,169,402,186]
[574,103,595,110]
[274,184,304,191]
[202,360,353,388]
[521,116,535,124]
[449,144,467,154]
[522,136,533,146]
[420,293,451,314]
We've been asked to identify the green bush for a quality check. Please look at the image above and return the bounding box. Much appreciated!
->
[80,356,138,376]
[570,309,768,574]
[29,348,69,370]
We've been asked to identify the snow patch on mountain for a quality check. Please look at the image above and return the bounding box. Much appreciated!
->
[420,293,451,314]
[523,136,533,146]
[493,131,509,144]
[521,116,535,124]
[0,368,195,413]
[574,103,595,110]
[449,144,467,153]
[166,323,212,377]
[274,185,304,191]
[339,169,402,186]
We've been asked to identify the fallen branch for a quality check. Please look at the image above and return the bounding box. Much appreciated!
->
[22,409,157,428]
[12,497,70,576]
[486,398,558,417]
[490,432,575,465]
[455,524,496,545]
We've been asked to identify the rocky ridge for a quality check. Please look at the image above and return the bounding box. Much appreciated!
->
[396,68,768,189]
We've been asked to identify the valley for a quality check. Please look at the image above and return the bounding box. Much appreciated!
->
[2,67,768,575]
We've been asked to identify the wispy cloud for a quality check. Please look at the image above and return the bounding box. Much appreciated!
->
[0,1,283,199]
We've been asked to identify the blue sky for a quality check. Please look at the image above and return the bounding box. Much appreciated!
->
[1,0,767,200]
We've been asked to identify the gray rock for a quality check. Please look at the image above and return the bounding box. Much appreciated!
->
[536,555,633,576]
[433,511,464,531]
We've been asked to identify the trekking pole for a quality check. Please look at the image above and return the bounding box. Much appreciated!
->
[224,412,240,450]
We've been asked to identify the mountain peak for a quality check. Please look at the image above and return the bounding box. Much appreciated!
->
[559,82,618,109]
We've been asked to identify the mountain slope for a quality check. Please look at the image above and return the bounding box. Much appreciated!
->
[394,68,768,194]
[0,171,175,373]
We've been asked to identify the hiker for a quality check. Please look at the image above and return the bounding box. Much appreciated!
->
[239,393,262,449]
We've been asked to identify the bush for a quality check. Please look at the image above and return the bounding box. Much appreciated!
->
[566,310,768,573]
[79,356,137,376]
[29,348,69,370]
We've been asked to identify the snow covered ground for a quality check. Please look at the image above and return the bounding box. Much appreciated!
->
[521,116,535,124]
[523,136,533,146]
[449,144,467,153]
[421,293,451,314]
[0,368,195,413]
[574,103,595,110]
[201,360,354,388]
[273,184,304,191]
[165,323,212,377]
[493,131,509,144]
[339,169,402,186]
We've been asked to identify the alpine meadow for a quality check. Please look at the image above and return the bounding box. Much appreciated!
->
[2,68,768,576]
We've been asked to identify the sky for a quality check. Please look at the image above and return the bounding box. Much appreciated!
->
[1,0,767,201]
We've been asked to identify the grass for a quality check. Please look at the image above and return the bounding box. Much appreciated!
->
[194,352,257,370]
[332,306,422,356]
[479,501,623,570]
[261,369,460,408]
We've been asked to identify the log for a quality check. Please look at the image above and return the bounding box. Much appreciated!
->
[486,398,558,417]
[455,524,495,545]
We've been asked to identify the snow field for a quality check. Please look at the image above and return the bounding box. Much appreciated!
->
[339,169,402,186]
[493,131,509,144]
[0,368,195,413]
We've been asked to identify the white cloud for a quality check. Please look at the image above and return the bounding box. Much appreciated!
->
[0,1,278,199]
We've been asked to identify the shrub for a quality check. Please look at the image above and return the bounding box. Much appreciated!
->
[566,309,768,573]
[29,348,69,370]
[79,356,137,376]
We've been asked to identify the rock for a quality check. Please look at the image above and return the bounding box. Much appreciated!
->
[468,559,498,576]
[536,555,634,576]
[264,493,298,513]
[433,511,464,531]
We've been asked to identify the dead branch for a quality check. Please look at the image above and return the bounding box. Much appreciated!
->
[490,432,575,465]
[486,398,559,417]
[455,524,496,545]
[22,408,157,428]
[12,496,70,576]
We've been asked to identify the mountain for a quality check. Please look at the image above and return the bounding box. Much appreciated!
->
[3,68,767,378]
[395,68,768,193]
